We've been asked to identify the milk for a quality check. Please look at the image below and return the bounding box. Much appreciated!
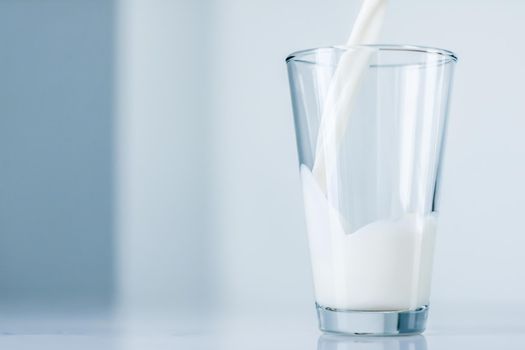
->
[313,0,388,191]
[301,166,437,311]
[301,0,438,311]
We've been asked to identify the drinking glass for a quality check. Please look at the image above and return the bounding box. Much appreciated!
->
[286,45,457,335]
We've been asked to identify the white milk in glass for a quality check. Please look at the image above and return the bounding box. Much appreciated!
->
[302,0,438,312]
[301,165,437,311]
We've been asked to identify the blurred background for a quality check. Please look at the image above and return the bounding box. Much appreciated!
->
[0,0,523,322]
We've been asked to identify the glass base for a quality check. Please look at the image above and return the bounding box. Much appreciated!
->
[316,303,429,336]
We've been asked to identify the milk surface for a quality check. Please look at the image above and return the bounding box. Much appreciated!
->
[301,165,437,311]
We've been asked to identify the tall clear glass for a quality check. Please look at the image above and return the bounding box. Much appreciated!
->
[286,45,457,335]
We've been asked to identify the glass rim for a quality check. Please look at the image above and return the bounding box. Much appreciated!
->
[285,44,458,64]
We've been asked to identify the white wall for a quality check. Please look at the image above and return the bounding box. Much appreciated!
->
[210,0,525,314]
[115,0,214,317]
[3,0,522,317]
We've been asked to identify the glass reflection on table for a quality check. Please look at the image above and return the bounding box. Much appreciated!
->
[318,334,427,350]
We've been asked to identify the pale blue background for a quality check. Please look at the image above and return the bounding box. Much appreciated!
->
[0,0,114,309]
[0,0,523,328]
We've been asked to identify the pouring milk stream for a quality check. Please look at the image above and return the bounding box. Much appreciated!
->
[302,0,437,311]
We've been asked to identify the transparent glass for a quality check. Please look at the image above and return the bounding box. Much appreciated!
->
[286,45,457,335]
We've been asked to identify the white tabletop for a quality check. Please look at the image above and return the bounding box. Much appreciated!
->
[0,303,523,349]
